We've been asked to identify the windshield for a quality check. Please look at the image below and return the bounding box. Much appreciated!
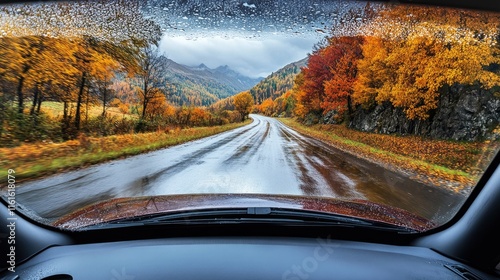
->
[0,0,499,231]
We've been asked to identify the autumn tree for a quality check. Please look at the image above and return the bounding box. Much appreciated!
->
[292,72,308,118]
[0,36,58,114]
[233,91,254,122]
[295,46,332,117]
[0,0,165,143]
[352,36,388,109]
[0,36,82,126]
[0,0,161,118]
[93,79,115,116]
[354,6,500,120]
[189,107,211,126]
[280,90,296,117]
[135,46,169,119]
[209,96,235,112]
[71,36,123,130]
[142,88,168,119]
[259,98,275,116]
[294,36,364,120]
[322,36,364,120]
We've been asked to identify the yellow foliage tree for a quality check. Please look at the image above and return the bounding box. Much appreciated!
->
[259,98,275,116]
[233,91,254,122]
[189,107,211,126]
[354,6,500,120]
[352,36,390,108]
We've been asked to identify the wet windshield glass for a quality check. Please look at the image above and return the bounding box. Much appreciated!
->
[1,0,499,231]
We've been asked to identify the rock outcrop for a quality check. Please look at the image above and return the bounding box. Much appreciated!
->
[345,84,500,141]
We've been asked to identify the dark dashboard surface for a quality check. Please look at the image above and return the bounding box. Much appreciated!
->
[3,236,496,280]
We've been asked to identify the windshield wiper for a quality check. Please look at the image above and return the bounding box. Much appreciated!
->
[82,207,417,233]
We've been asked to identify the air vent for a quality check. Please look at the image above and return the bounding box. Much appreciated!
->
[41,274,73,280]
[444,264,482,280]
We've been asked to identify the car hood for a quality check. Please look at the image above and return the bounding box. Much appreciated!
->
[53,193,434,231]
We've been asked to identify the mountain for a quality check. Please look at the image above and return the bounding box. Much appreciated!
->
[164,59,262,106]
[249,57,308,104]
[210,57,308,112]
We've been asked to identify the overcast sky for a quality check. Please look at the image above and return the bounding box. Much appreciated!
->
[146,0,348,78]
[159,33,320,78]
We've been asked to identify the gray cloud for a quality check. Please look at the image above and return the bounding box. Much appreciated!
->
[159,33,319,78]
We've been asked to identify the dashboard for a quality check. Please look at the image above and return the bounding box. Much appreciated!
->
[4,236,498,280]
[1,1,500,280]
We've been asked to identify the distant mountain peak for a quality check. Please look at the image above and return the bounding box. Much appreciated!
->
[190,63,210,71]
[215,65,231,72]
[190,63,237,74]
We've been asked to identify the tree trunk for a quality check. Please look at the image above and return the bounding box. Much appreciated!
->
[16,63,31,115]
[102,88,107,117]
[347,94,353,118]
[30,83,40,115]
[0,97,5,137]
[16,76,25,114]
[142,85,148,119]
[36,91,43,114]
[62,101,70,140]
[85,87,89,122]
[75,71,86,131]
[63,101,68,120]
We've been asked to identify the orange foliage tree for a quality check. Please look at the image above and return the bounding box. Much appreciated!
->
[295,36,364,120]
[295,45,333,117]
[141,89,169,119]
[259,98,275,116]
[189,107,211,126]
[322,36,364,120]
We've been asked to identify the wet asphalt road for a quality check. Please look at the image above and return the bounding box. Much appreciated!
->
[16,114,465,223]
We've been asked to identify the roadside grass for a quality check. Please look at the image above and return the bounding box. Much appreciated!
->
[279,118,498,192]
[41,101,136,119]
[0,119,251,181]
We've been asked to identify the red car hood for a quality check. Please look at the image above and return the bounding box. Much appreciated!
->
[54,193,434,231]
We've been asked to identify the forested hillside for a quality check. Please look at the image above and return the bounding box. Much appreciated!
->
[250,58,307,104]
[164,61,261,107]
[212,58,306,116]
